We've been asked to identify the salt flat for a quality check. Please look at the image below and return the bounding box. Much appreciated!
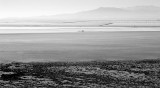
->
[0,31,160,62]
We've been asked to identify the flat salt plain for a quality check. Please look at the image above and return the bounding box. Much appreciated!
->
[0,27,160,62]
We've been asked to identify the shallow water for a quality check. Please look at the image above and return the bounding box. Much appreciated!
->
[0,30,160,62]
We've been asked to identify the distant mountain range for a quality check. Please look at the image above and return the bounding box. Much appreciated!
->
[51,6,160,20]
[52,6,160,20]
[1,6,160,22]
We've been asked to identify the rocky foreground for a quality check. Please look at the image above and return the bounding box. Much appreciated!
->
[1,59,160,88]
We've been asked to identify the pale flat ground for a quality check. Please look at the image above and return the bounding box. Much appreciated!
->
[0,31,160,62]
[0,20,160,27]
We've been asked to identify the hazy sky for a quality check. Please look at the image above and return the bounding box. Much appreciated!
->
[0,0,160,18]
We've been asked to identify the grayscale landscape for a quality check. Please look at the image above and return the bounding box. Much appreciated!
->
[0,0,160,87]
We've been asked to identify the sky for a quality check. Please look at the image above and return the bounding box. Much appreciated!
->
[0,0,160,18]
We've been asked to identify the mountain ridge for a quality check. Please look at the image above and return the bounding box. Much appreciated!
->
[0,6,160,22]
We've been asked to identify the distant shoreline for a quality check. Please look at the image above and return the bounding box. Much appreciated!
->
[0,25,160,27]
[0,26,160,34]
